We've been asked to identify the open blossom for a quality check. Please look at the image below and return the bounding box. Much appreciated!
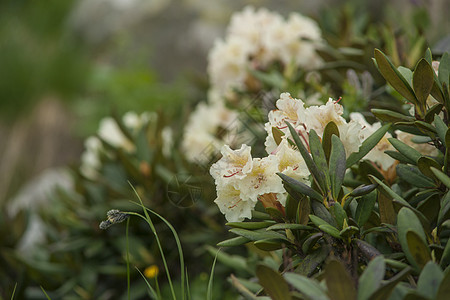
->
[210,144,293,222]
[265,93,364,156]
[208,6,322,97]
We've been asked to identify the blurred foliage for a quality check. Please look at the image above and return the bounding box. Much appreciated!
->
[0,0,90,121]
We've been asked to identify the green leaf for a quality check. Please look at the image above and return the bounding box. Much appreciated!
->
[424,103,443,123]
[374,49,418,104]
[440,232,450,268]
[385,150,416,164]
[206,246,247,272]
[230,275,260,300]
[302,233,323,254]
[272,127,285,146]
[424,48,433,64]
[438,192,450,228]
[413,59,434,110]
[323,121,340,162]
[371,109,415,123]
[254,239,285,251]
[331,203,347,230]
[284,273,329,300]
[325,260,356,300]
[358,256,385,300]
[438,52,449,87]
[309,215,330,227]
[414,120,437,134]
[369,176,414,209]
[388,138,422,165]
[431,167,450,189]
[296,244,330,276]
[229,228,288,242]
[406,230,431,269]
[285,195,300,222]
[329,135,346,200]
[417,157,441,182]
[377,191,397,225]
[256,265,292,300]
[339,226,359,239]
[297,194,311,225]
[368,267,412,300]
[278,173,323,202]
[350,184,378,197]
[347,123,391,168]
[355,239,381,260]
[319,224,342,239]
[227,221,275,230]
[398,207,428,271]
[217,236,251,247]
[311,200,336,226]
[286,122,327,193]
[397,164,435,188]
[355,191,377,227]
[416,261,443,299]
[309,129,329,188]
[434,115,447,143]
[436,266,450,300]
[266,223,313,231]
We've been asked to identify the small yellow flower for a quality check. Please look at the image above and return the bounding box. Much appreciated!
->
[144,265,159,279]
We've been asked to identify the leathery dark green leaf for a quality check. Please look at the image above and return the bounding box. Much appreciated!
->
[388,138,422,164]
[406,230,431,269]
[278,172,323,202]
[416,261,443,299]
[374,49,418,104]
[413,59,434,109]
[325,260,356,300]
[256,265,292,300]
[368,267,412,300]
[397,207,428,272]
[329,135,346,200]
[322,121,340,162]
[358,255,385,300]
[286,122,327,193]
[309,129,329,188]
[436,267,450,300]
[346,123,391,168]
[355,190,377,227]
[430,167,450,189]
[371,108,415,123]
[397,164,435,188]
[284,272,329,300]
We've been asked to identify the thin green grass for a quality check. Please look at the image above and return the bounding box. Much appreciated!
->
[40,286,52,300]
[135,267,158,298]
[206,249,220,300]
[10,283,17,300]
[126,218,131,300]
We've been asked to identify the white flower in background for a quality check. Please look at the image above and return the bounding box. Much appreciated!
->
[98,117,134,151]
[396,130,439,157]
[182,101,240,164]
[161,126,173,158]
[80,111,151,179]
[80,137,103,179]
[208,6,323,97]
[350,113,395,170]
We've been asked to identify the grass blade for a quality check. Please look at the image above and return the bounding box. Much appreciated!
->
[207,249,220,300]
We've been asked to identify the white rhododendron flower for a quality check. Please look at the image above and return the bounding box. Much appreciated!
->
[182,101,240,164]
[208,6,322,97]
[265,93,364,156]
[214,184,255,222]
[210,144,253,183]
[275,139,309,183]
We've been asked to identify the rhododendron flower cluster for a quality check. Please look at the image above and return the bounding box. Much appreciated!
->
[208,6,323,98]
[210,92,367,222]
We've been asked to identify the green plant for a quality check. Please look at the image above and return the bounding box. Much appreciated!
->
[212,49,449,299]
